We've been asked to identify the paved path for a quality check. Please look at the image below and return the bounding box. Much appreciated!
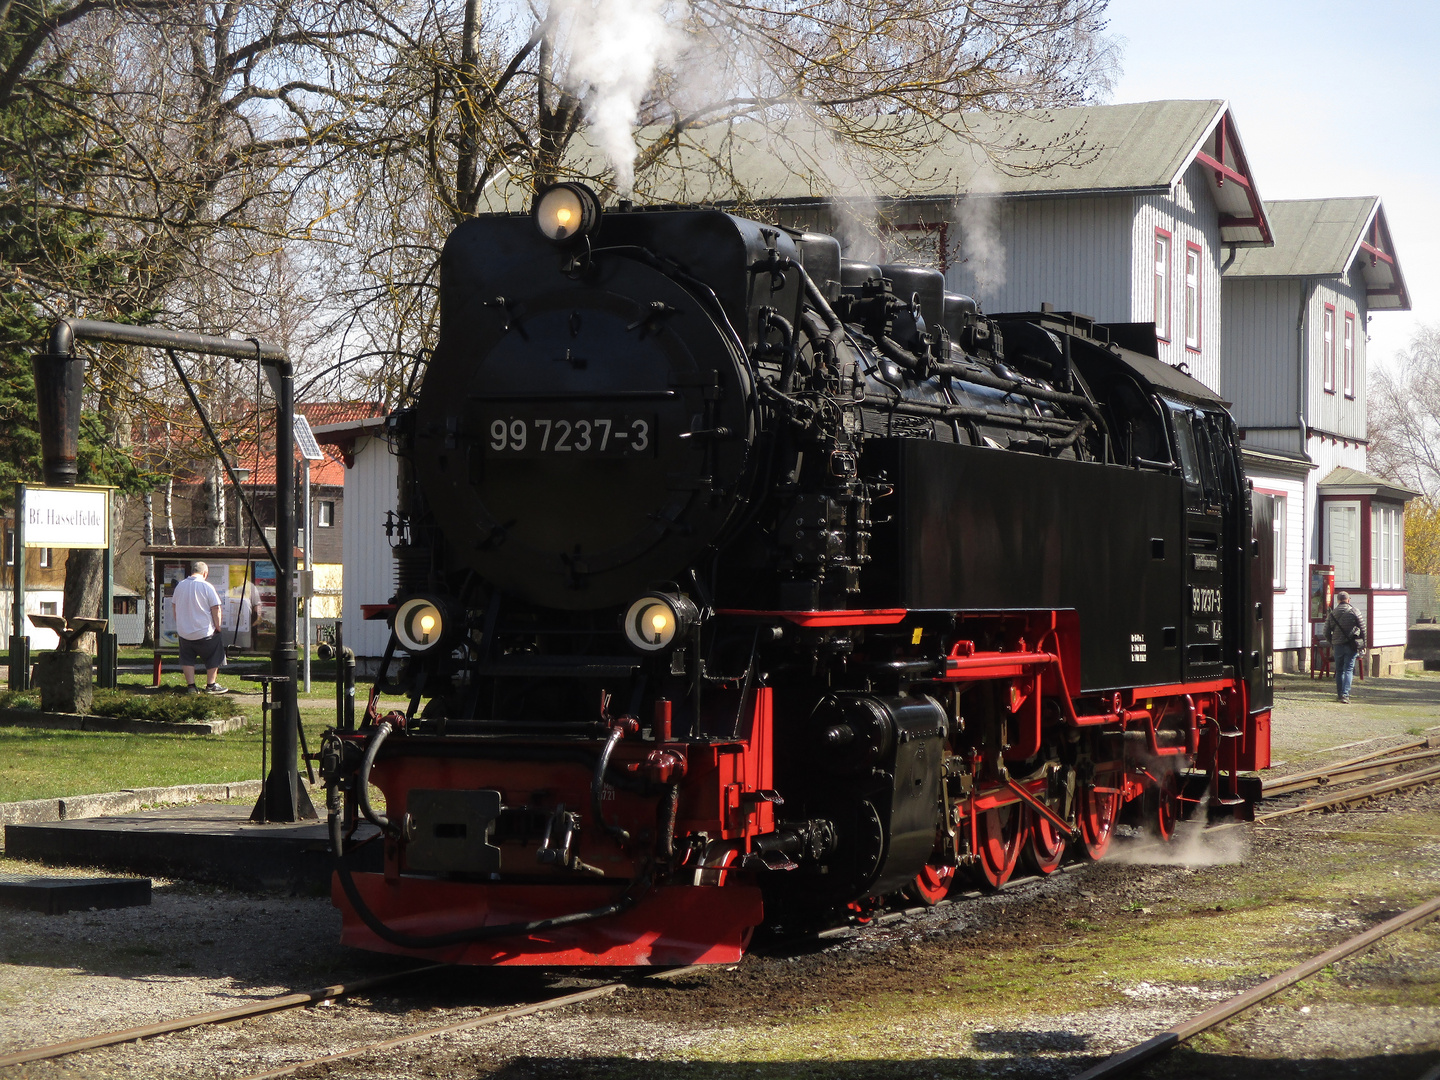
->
[1269,670,1440,764]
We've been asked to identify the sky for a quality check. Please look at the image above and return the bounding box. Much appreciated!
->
[1103,0,1438,373]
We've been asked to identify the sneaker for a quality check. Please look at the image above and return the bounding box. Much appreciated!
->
[1341,696,1350,704]
[204,683,228,694]
[186,684,199,694]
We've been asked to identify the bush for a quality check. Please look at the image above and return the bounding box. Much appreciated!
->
[0,691,40,711]
[89,689,233,724]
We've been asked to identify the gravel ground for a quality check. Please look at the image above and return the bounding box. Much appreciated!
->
[2,673,1438,1080]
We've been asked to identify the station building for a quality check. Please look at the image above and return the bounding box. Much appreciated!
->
[1222,197,1415,673]
[329,99,1414,676]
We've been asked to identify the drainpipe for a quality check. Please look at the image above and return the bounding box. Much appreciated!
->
[1297,278,1316,670]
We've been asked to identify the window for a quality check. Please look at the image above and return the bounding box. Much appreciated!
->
[1325,501,1361,589]
[38,548,52,568]
[1371,504,1404,589]
[113,596,139,615]
[1258,492,1287,590]
[1184,242,1202,350]
[1322,304,1336,392]
[1343,312,1356,398]
[318,500,335,528]
[1153,230,1172,341]
[3,529,11,566]
[39,601,57,616]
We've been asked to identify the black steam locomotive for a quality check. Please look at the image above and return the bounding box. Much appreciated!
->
[321,185,1272,966]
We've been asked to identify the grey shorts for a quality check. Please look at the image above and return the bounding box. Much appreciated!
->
[179,633,226,669]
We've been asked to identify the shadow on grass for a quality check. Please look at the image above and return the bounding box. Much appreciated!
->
[480,1049,1440,1080]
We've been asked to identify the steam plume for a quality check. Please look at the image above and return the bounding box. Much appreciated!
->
[953,164,1008,302]
[549,0,682,195]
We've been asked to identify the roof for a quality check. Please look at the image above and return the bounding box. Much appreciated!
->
[1240,445,1317,475]
[1224,198,1409,310]
[1317,466,1421,502]
[175,401,384,488]
[483,99,1272,245]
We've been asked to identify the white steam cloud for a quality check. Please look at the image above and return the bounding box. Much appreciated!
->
[549,0,684,196]
[953,164,1007,303]
[1106,815,1249,868]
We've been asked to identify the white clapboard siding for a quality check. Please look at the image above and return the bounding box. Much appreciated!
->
[1308,271,1368,439]
[942,195,1134,320]
[1369,592,1408,649]
[1249,473,1307,652]
[340,434,399,660]
[1131,162,1223,393]
[1222,277,1302,437]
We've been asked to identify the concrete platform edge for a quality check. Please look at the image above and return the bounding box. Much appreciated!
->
[0,707,247,735]
[0,780,266,846]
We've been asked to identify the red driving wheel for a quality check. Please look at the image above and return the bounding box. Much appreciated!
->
[1147,770,1182,841]
[1021,806,1067,875]
[1078,775,1121,861]
[975,803,1025,887]
[907,861,957,905]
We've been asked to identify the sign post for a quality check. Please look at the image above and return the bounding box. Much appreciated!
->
[9,483,116,689]
[293,415,324,693]
[8,483,27,690]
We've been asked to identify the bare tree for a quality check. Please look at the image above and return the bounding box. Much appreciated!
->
[1370,323,1440,500]
[307,0,1118,404]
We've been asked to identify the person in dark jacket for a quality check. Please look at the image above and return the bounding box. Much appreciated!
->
[1325,591,1367,703]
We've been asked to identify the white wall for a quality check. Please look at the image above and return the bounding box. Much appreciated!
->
[0,591,66,651]
[1249,472,1308,652]
[1307,266,1368,440]
[1369,592,1408,650]
[1222,277,1303,448]
[340,434,400,660]
[935,195,1135,319]
[1131,162,1224,393]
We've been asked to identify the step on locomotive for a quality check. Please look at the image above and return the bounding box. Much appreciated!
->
[320,183,1273,965]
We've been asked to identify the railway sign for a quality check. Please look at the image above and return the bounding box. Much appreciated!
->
[21,484,110,548]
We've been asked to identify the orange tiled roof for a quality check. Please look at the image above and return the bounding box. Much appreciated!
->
[173,401,383,488]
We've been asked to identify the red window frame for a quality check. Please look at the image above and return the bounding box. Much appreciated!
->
[1153,229,1172,342]
[1343,311,1356,398]
[1184,241,1202,352]
[1322,303,1336,393]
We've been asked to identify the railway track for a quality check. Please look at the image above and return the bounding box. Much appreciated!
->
[1071,893,1440,1079]
[231,966,704,1080]
[0,965,449,1068]
[0,961,702,1075]
[5,742,1436,1078]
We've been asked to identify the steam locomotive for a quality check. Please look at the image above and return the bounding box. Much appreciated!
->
[320,184,1273,966]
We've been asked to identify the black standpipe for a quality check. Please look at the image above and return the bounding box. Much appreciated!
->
[32,318,314,822]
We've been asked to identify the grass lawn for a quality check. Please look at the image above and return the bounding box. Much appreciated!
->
[0,647,402,803]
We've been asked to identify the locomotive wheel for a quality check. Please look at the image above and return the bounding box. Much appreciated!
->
[906,861,957,906]
[1146,770,1182,842]
[975,804,1025,888]
[1020,807,1067,875]
[1078,776,1121,861]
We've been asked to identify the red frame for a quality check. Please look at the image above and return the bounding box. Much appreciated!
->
[1154,229,1173,342]
[1184,241,1203,352]
[1343,311,1356,398]
[1322,303,1336,393]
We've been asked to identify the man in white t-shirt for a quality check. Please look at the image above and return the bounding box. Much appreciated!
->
[172,562,227,693]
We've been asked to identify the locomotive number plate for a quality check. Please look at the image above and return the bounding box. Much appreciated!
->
[485,414,657,457]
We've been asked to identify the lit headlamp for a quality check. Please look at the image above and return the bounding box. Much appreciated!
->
[394,594,457,655]
[533,182,601,244]
[622,592,699,653]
